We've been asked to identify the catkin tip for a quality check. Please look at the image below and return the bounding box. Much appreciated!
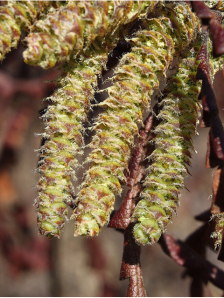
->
[74,213,100,237]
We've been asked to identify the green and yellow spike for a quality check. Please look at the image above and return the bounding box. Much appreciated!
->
[203,0,224,10]
[0,0,54,60]
[211,213,224,249]
[132,36,203,245]
[35,50,108,238]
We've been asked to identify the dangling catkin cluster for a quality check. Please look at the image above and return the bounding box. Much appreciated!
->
[1,0,224,248]
[72,15,173,236]
[72,1,199,237]
[35,1,157,238]
[35,53,108,238]
[132,37,202,245]
[0,0,54,61]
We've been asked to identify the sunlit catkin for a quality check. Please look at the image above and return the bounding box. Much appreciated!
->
[35,51,108,238]
[132,38,202,245]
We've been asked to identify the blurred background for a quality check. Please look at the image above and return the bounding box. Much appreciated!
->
[0,41,224,297]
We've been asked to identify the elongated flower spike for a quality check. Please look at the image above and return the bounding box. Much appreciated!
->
[72,1,199,238]
[131,36,203,245]
[35,1,157,238]
[23,1,154,69]
[35,51,108,238]
[0,0,54,61]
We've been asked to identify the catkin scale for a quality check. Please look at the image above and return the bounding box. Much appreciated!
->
[0,1,52,60]
[132,39,203,245]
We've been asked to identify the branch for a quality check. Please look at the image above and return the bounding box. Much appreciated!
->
[120,226,146,297]
[109,114,154,230]
[192,0,224,56]
[159,233,224,290]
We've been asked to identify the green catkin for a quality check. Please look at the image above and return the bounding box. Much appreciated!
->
[132,38,203,246]
[212,54,224,76]
[0,0,52,61]
[23,1,152,69]
[204,0,224,10]
[35,1,155,238]
[72,2,198,238]
[35,51,108,238]
[212,213,224,249]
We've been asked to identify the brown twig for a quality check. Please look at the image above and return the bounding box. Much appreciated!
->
[184,224,211,296]
[194,21,224,259]
[192,1,224,57]
[109,114,154,230]
[159,233,224,290]
[109,113,155,296]
[120,225,146,297]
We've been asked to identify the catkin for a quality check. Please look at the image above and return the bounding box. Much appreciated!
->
[0,0,53,60]
[212,213,224,249]
[132,38,202,245]
[203,0,224,11]
[23,1,153,69]
[35,51,108,238]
